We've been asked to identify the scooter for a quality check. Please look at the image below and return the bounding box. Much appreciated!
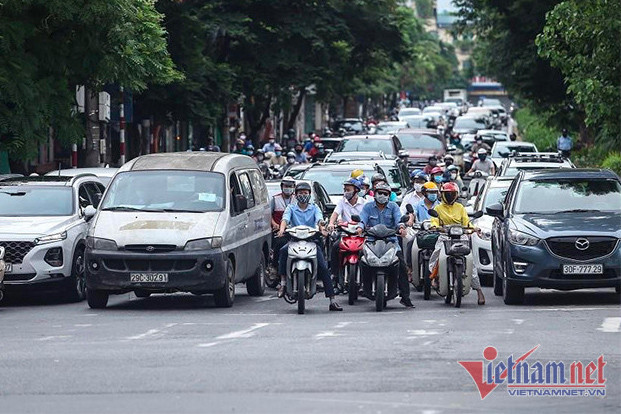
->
[0,246,5,302]
[428,210,482,307]
[467,170,489,199]
[336,216,365,305]
[360,221,406,312]
[412,220,439,301]
[283,225,319,314]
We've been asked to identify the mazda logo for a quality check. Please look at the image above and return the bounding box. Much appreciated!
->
[575,238,590,251]
[145,246,155,252]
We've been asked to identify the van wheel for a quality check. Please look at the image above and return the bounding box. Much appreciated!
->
[65,247,86,302]
[246,255,266,296]
[214,259,235,307]
[87,288,108,309]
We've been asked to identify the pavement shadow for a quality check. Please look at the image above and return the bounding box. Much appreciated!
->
[106,291,257,311]
[522,289,620,306]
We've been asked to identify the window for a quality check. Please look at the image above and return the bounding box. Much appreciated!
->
[237,172,255,209]
[248,169,268,204]
[85,183,103,208]
[78,184,91,208]
[0,187,74,216]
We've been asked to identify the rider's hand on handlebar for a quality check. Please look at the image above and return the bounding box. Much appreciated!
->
[271,223,280,232]
[327,223,335,233]
[356,227,363,236]
[277,229,285,238]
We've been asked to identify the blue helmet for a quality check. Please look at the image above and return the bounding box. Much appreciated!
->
[343,177,361,190]
[411,170,428,181]
[410,169,423,178]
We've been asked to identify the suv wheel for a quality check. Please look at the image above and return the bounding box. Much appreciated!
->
[65,247,86,302]
[503,278,524,305]
[87,288,109,309]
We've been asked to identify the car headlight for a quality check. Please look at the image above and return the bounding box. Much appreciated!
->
[86,237,118,251]
[35,231,67,245]
[479,227,492,241]
[184,237,223,251]
[508,229,539,246]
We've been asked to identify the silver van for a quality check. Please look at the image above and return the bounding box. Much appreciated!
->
[84,152,271,308]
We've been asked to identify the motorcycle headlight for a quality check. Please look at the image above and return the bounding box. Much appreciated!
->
[184,237,223,251]
[86,237,117,251]
[448,227,464,237]
[508,229,539,246]
[35,231,67,245]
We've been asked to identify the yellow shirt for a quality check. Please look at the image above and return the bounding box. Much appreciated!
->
[431,202,471,228]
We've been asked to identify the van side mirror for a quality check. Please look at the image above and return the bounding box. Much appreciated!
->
[486,203,504,218]
[234,194,248,213]
[84,205,97,221]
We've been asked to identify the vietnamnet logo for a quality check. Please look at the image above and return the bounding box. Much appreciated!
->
[458,345,607,399]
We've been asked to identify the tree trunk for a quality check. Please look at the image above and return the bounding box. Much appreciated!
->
[247,94,272,147]
[83,87,100,167]
[286,87,307,131]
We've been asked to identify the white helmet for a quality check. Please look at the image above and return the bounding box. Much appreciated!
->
[477,148,488,155]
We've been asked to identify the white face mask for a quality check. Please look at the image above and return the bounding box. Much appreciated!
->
[450,173,457,180]
[414,183,423,193]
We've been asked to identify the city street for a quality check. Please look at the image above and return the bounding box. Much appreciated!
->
[0,286,619,413]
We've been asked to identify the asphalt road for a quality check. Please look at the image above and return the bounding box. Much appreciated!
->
[0,285,619,414]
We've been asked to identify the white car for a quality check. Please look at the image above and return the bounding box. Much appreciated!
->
[46,167,118,186]
[470,178,512,286]
[0,175,105,301]
[398,107,422,119]
[490,141,538,167]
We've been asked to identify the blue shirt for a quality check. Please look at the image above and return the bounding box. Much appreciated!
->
[415,199,439,222]
[295,152,308,163]
[359,201,403,246]
[557,135,572,151]
[282,202,322,227]
[262,143,277,153]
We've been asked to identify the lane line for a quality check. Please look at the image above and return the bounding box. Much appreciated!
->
[126,329,161,341]
[38,335,72,341]
[512,319,524,325]
[315,331,343,339]
[215,323,271,340]
[597,317,621,333]
[197,342,220,348]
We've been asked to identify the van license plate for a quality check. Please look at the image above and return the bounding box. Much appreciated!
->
[562,264,603,275]
[4,263,11,273]
[130,273,168,283]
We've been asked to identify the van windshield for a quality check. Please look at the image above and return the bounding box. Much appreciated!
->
[101,171,225,213]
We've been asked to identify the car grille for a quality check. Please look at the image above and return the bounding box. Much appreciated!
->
[124,244,177,253]
[3,273,36,281]
[545,237,618,261]
[0,241,36,264]
[103,259,196,272]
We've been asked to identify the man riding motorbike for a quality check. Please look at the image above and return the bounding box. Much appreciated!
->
[277,182,342,311]
[445,165,464,189]
[400,170,428,223]
[327,178,366,291]
[430,166,445,186]
[356,183,414,308]
[408,182,440,282]
[471,135,491,155]
[270,178,297,272]
[467,148,495,176]
[423,156,439,175]
[429,182,485,305]
[370,173,397,202]
[269,144,286,166]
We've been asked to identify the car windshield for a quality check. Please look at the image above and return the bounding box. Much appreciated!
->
[514,179,621,214]
[481,186,509,210]
[0,187,74,216]
[302,169,374,195]
[375,123,407,134]
[397,133,444,150]
[482,99,502,106]
[493,144,537,157]
[101,171,225,212]
[337,139,395,154]
[454,118,486,129]
[403,117,429,129]
[334,120,363,132]
[385,168,403,190]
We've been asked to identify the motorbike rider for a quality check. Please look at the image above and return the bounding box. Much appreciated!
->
[233,139,246,154]
[400,170,428,220]
[430,166,445,186]
[270,178,296,271]
[409,182,440,281]
[445,165,464,189]
[307,136,322,159]
[471,135,491,155]
[369,173,397,202]
[429,182,485,305]
[359,175,372,199]
[262,136,277,153]
[277,182,343,311]
[269,144,287,166]
[206,137,220,152]
[423,156,439,175]
[294,143,308,164]
[281,151,298,176]
[327,178,366,289]
[467,148,495,176]
[356,183,415,308]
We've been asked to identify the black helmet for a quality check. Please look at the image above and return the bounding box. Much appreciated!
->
[295,182,312,193]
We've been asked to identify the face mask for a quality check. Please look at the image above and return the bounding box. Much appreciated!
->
[375,193,389,204]
[283,187,294,196]
[287,158,295,164]
[450,173,457,180]
[359,190,367,197]
[295,149,302,154]
[445,160,453,167]
[434,175,443,184]
[429,160,437,167]
[257,156,264,162]
[297,194,311,204]
[414,183,423,193]
[269,139,275,144]
[343,190,355,200]
[427,193,438,202]
[479,155,487,161]
[275,151,282,157]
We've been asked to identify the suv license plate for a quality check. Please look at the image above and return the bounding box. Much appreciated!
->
[562,264,603,275]
[4,263,11,273]
[130,273,168,283]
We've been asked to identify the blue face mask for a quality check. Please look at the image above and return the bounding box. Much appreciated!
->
[427,193,438,202]
[434,175,443,184]
[275,151,282,157]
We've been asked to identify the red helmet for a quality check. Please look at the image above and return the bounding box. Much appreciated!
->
[440,182,459,204]
[430,166,444,175]
[313,136,321,143]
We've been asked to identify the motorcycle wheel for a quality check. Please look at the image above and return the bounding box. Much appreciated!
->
[297,270,305,315]
[347,264,357,306]
[454,264,463,308]
[444,271,452,304]
[375,274,385,312]
[422,261,431,301]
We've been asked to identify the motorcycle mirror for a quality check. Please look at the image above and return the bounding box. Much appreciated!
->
[406,203,414,214]
[428,209,439,218]
[400,215,409,224]
[350,214,361,223]
[469,211,484,219]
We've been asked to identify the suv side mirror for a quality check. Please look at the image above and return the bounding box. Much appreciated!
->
[486,203,504,218]
[84,205,97,221]
[0,246,5,260]
[233,194,248,213]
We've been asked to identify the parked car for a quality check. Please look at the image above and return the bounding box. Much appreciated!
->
[0,175,105,301]
[45,167,118,186]
[496,152,575,178]
[395,129,446,171]
[84,152,272,308]
[490,142,538,166]
[334,135,406,160]
[488,169,621,304]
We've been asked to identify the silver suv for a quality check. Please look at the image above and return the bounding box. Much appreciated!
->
[0,175,105,301]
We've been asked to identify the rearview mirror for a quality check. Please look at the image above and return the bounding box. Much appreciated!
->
[486,203,504,218]
[428,209,439,218]
[84,205,97,221]
[469,211,484,219]
[350,214,361,223]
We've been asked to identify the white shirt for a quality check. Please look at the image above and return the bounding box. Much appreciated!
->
[334,196,366,222]
[400,191,423,215]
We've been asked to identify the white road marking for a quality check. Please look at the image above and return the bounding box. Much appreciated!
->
[422,341,434,346]
[315,331,343,339]
[82,313,99,317]
[512,319,525,325]
[334,322,352,329]
[423,320,437,323]
[407,330,441,337]
[216,323,271,340]
[38,336,72,341]
[256,296,279,302]
[127,329,161,340]
[74,324,92,327]
[503,329,515,334]
[598,317,621,333]
[197,342,220,348]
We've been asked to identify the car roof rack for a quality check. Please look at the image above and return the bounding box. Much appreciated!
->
[508,152,567,162]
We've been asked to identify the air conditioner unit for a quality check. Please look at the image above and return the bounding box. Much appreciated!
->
[98,92,110,122]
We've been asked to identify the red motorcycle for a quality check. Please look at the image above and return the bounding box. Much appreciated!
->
[337,216,365,305]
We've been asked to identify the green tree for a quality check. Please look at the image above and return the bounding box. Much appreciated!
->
[536,0,621,150]
[0,0,179,162]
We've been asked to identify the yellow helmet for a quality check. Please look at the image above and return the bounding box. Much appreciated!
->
[350,169,364,179]
[422,182,438,191]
